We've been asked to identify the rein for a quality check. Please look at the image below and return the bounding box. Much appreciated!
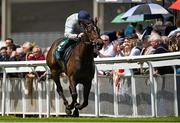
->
[79,21,101,47]
[80,32,93,45]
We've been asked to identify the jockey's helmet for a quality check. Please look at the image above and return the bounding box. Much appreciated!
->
[78,10,91,22]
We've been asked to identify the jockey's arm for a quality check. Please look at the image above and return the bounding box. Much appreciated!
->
[64,13,79,40]
[64,26,78,39]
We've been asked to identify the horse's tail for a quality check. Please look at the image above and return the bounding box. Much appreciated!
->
[26,73,36,105]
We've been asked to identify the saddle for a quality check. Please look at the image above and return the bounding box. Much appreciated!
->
[62,44,76,65]
[55,38,77,65]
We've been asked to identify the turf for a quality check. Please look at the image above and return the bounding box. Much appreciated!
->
[0,116,180,122]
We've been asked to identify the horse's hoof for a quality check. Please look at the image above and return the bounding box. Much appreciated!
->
[65,108,72,116]
[73,108,79,117]
[67,103,74,110]
[67,105,72,110]
[74,103,80,109]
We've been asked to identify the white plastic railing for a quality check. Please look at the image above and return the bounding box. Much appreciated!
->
[0,51,180,117]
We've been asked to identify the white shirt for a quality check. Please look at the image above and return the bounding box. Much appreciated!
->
[168,27,180,37]
[129,47,141,56]
[99,43,116,57]
[64,13,79,39]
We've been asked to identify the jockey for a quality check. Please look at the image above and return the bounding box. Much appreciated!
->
[55,10,92,61]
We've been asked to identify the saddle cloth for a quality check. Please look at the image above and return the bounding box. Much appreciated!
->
[55,38,77,65]
[62,44,76,65]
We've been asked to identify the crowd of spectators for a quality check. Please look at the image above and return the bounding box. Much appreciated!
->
[0,38,50,97]
[0,38,50,78]
[96,18,180,88]
[0,38,50,62]
[0,18,180,88]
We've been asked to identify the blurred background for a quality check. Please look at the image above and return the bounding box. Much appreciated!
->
[0,0,179,48]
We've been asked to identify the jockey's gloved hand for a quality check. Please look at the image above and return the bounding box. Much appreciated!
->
[78,33,84,38]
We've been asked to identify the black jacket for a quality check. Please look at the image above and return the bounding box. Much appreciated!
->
[154,45,174,75]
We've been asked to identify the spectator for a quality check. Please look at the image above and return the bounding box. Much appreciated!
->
[143,25,153,36]
[175,32,180,51]
[26,45,45,80]
[97,34,116,76]
[6,44,17,61]
[5,38,20,48]
[116,29,124,39]
[21,41,36,101]
[141,34,159,55]
[27,46,45,61]
[140,35,150,55]
[104,31,117,42]
[139,34,160,74]
[128,34,142,56]
[149,34,160,48]
[124,23,136,37]
[113,38,124,89]
[22,41,36,60]
[153,37,174,75]
[164,21,176,36]
[0,46,9,61]
[122,37,132,56]
[43,46,50,59]
[114,38,124,57]
[26,45,45,104]
[135,23,143,40]
[161,36,170,50]
[13,47,25,61]
[5,38,14,46]
[98,34,116,58]
[168,19,180,37]
[152,20,164,36]
[168,35,178,52]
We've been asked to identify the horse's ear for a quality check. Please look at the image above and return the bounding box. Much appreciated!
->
[94,17,98,25]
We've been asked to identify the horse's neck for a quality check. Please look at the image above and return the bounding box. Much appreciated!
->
[76,36,93,60]
[79,36,92,52]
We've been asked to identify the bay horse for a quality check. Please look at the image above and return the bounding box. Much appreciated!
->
[46,19,102,116]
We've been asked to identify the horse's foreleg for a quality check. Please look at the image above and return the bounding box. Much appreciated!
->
[51,70,68,107]
[68,78,78,110]
[51,70,72,115]
[76,82,92,110]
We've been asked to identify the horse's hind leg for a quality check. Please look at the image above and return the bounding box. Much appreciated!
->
[75,81,92,110]
[69,87,80,117]
[51,69,71,115]
[68,78,79,117]
[68,77,78,109]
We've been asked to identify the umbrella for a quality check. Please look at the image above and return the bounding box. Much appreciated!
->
[169,0,180,10]
[111,13,144,23]
[121,3,169,20]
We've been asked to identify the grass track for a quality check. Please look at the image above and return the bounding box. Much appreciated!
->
[0,116,180,122]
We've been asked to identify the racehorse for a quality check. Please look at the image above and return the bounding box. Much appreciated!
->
[46,19,102,116]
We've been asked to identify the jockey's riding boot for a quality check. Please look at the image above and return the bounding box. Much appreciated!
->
[55,39,69,61]
[55,49,62,61]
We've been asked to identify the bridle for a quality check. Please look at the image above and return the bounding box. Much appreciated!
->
[81,21,101,45]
